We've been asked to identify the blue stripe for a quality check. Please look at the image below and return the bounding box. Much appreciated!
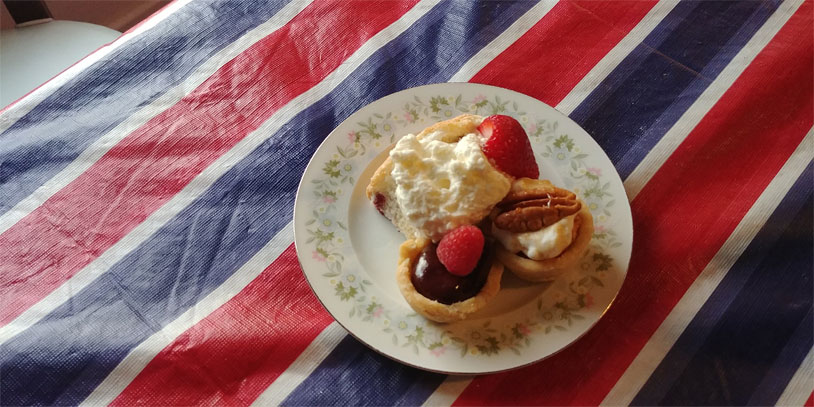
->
[569,0,778,178]
[0,0,291,216]
[632,162,814,406]
[282,336,446,407]
[0,0,536,405]
[748,307,813,406]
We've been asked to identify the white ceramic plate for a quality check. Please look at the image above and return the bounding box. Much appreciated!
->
[294,83,632,374]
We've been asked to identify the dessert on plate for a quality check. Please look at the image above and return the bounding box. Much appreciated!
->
[366,113,591,322]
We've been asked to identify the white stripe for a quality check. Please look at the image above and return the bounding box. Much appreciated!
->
[0,0,440,348]
[602,130,813,406]
[0,0,192,132]
[421,376,474,407]
[448,0,558,82]
[79,222,295,406]
[623,0,805,201]
[0,0,312,237]
[777,347,814,407]
[556,0,679,115]
[249,323,347,406]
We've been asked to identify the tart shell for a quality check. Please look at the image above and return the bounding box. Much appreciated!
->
[396,238,503,323]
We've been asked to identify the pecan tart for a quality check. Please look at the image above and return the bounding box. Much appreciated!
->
[491,178,594,282]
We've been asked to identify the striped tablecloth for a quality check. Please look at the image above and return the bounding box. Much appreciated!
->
[1,0,811,405]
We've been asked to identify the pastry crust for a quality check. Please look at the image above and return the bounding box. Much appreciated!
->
[495,204,594,282]
[365,114,485,239]
[396,238,503,323]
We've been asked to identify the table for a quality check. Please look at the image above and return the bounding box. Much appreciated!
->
[0,0,811,405]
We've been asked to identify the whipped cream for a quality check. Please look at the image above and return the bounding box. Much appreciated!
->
[390,131,511,241]
[492,214,576,260]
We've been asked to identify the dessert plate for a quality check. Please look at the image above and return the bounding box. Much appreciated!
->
[294,83,632,374]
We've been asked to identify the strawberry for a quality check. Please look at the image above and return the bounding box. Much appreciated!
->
[478,115,539,179]
[436,225,485,276]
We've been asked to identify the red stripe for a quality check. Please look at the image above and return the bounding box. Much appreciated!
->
[805,390,814,407]
[470,0,657,105]
[454,4,814,406]
[93,2,659,404]
[0,0,418,326]
[110,244,335,406]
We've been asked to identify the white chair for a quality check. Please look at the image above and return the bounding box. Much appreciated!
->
[0,2,120,108]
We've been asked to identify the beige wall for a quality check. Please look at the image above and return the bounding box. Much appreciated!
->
[1,1,170,32]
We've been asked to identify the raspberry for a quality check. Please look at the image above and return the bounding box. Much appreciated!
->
[478,115,539,179]
[436,225,485,276]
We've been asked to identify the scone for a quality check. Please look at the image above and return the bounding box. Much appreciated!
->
[491,178,594,282]
[396,237,503,323]
[365,114,512,241]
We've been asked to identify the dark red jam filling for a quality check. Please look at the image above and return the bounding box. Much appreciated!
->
[410,240,493,305]
[373,193,386,216]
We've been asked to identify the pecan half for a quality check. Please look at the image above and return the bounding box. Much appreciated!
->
[494,184,581,233]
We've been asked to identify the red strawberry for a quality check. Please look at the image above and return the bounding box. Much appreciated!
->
[478,115,539,179]
[436,225,485,276]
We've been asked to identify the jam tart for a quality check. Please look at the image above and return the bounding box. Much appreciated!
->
[396,237,503,323]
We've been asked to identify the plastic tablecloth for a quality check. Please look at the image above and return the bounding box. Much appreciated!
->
[1,0,812,405]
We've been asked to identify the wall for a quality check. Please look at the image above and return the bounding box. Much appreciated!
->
[1,1,170,32]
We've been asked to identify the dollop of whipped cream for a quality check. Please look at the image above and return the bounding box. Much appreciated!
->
[492,215,575,260]
[390,131,511,241]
